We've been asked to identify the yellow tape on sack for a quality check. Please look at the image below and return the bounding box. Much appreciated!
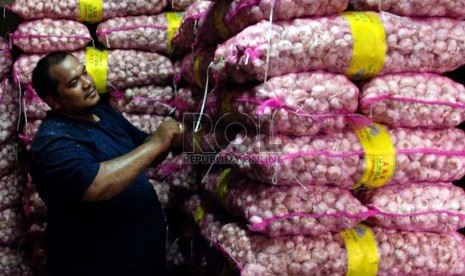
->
[166,12,184,54]
[220,92,235,114]
[85,47,108,94]
[216,168,232,207]
[194,51,205,88]
[342,12,386,80]
[354,123,396,189]
[341,224,379,276]
[194,205,205,224]
[213,1,231,40]
[79,0,103,23]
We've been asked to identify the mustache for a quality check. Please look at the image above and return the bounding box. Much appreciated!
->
[84,87,97,99]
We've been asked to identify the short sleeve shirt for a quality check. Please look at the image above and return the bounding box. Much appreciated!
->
[28,104,166,275]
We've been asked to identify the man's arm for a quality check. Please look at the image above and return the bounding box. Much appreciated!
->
[83,119,181,201]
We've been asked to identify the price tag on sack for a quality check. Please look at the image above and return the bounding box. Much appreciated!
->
[353,122,396,189]
[79,0,103,23]
[216,168,233,208]
[85,47,108,94]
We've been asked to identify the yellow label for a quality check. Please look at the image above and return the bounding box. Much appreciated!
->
[340,224,379,276]
[354,123,396,189]
[213,1,230,39]
[193,129,203,154]
[216,168,232,207]
[194,51,205,88]
[85,47,108,94]
[220,92,235,114]
[79,0,103,23]
[194,206,205,224]
[342,12,386,80]
[166,12,184,54]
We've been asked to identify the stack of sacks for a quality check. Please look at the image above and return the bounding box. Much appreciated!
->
[164,199,227,275]
[1,79,20,146]
[202,169,372,237]
[211,12,465,83]
[0,171,32,275]
[173,0,359,271]
[359,74,465,128]
[163,2,222,169]
[223,127,465,187]
[92,0,191,130]
[178,0,465,272]
[354,183,465,233]
[0,133,32,274]
[349,0,465,19]
[157,154,200,193]
[171,1,212,55]
[7,0,168,22]
[174,0,354,147]
[0,37,13,81]
[178,0,350,89]
[109,85,175,133]
[0,39,18,146]
[171,86,204,121]
[96,12,185,56]
[353,72,465,236]
[206,71,359,136]
[0,82,29,274]
[195,0,350,50]
[341,0,465,250]
[10,19,91,54]
[145,153,200,210]
[0,36,32,274]
[183,194,465,275]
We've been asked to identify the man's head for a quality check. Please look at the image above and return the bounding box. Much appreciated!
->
[32,52,100,116]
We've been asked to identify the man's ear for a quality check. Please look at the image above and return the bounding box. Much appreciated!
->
[45,95,60,110]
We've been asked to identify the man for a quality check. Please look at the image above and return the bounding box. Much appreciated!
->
[28,51,181,275]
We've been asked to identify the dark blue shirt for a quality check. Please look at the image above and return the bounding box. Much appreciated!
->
[28,104,166,276]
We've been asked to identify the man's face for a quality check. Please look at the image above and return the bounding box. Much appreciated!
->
[48,55,100,115]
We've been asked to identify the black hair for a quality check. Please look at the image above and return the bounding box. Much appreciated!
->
[31,51,73,101]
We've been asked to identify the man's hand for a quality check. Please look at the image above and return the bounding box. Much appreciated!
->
[84,118,184,202]
[149,119,182,152]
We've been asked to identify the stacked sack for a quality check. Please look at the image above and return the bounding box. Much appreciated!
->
[346,1,465,257]
[171,0,465,274]
[181,194,465,275]
[347,0,465,268]
[172,0,370,273]
[0,37,33,275]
